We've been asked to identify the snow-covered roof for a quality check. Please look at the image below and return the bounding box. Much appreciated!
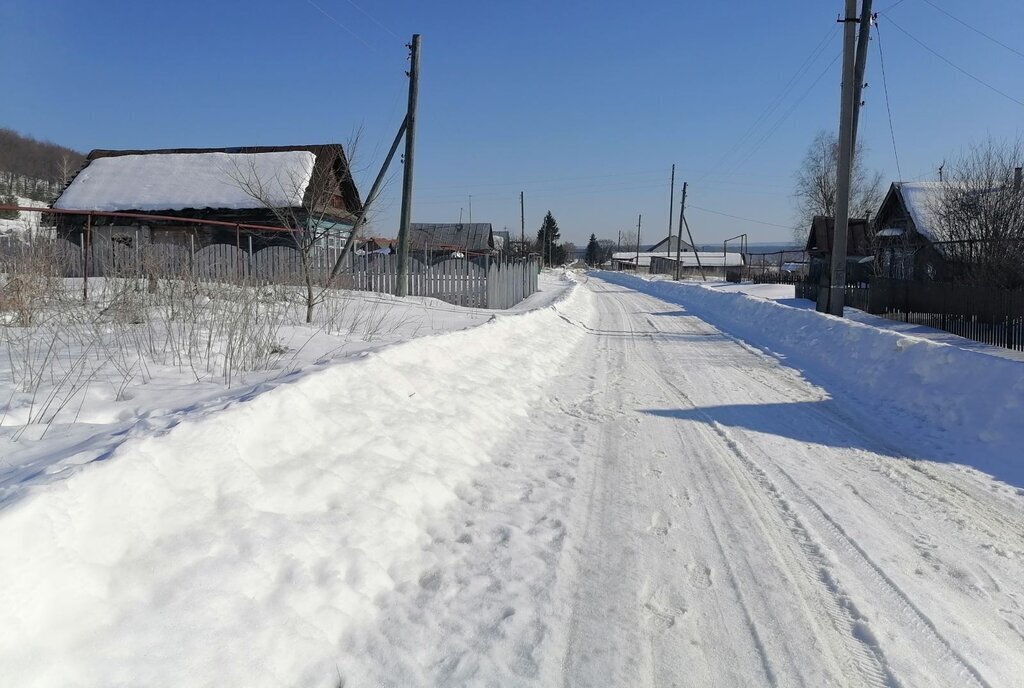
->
[53,151,317,212]
[612,251,744,268]
[897,181,944,242]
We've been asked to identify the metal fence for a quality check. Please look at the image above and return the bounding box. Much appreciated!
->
[744,250,809,284]
[796,277,1024,351]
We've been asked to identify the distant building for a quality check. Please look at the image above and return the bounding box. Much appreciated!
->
[643,234,695,254]
[611,251,743,271]
[492,230,512,252]
[804,215,873,284]
[409,222,495,258]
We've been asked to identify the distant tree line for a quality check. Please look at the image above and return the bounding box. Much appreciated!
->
[0,128,85,202]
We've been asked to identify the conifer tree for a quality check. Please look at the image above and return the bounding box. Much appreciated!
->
[585,233,601,266]
[535,211,566,266]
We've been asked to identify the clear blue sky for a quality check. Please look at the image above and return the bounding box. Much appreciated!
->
[2,0,1022,246]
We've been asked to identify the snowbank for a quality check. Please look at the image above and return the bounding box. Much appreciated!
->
[597,272,1024,485]
[0,275,586,688]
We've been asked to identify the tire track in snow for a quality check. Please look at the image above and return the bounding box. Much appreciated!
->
[597,286,894,686]
[629,352,898,688]
[640,341,993,688]
[732,358,1024,559]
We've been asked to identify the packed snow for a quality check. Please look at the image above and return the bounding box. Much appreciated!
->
[52,151,317,211]
[3,269,1024,687]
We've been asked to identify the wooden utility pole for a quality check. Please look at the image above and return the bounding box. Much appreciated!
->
[519,191,525,256]
[667,164,675,257]
[677,183,705,281]
[851,0,874,144]
[674,182,685,280]
[635,213,642,272]
[396,34,421,297]
[827,2,860,316]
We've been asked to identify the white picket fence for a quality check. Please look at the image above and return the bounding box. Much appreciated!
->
[3,238,540,309]
[337,254,539,309]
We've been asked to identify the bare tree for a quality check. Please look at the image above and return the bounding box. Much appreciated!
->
[930,138,1024,288]
[228,136,365,323]
[561,241,577,265]
[792,130,883,243]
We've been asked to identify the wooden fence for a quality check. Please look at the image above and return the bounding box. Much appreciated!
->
[0,238,540,310]
[796,277,1024,351]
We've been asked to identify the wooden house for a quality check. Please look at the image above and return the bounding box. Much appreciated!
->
[872,181,949,280]
[804,215,873,284]
[51,145,363,253]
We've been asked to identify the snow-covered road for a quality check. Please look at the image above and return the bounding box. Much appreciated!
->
[4,272,1024,687]
[545,276,1024,688]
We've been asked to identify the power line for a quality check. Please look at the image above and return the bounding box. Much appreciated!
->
[874,22,904,181]
[340,0,401,39]
[918,0,1024,61]
[885,15,1024,108]
[687,205,794,230]
[696,25,839,183]
[304,0,376,49]
[416,168,666,191]
[721,50,842,178]
[875,0,912,13]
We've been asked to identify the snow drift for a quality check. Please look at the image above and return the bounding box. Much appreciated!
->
[0,274,586,688]
[597,272,1024,485]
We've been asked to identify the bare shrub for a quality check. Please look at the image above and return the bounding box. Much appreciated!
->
[930,139,1024,288]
